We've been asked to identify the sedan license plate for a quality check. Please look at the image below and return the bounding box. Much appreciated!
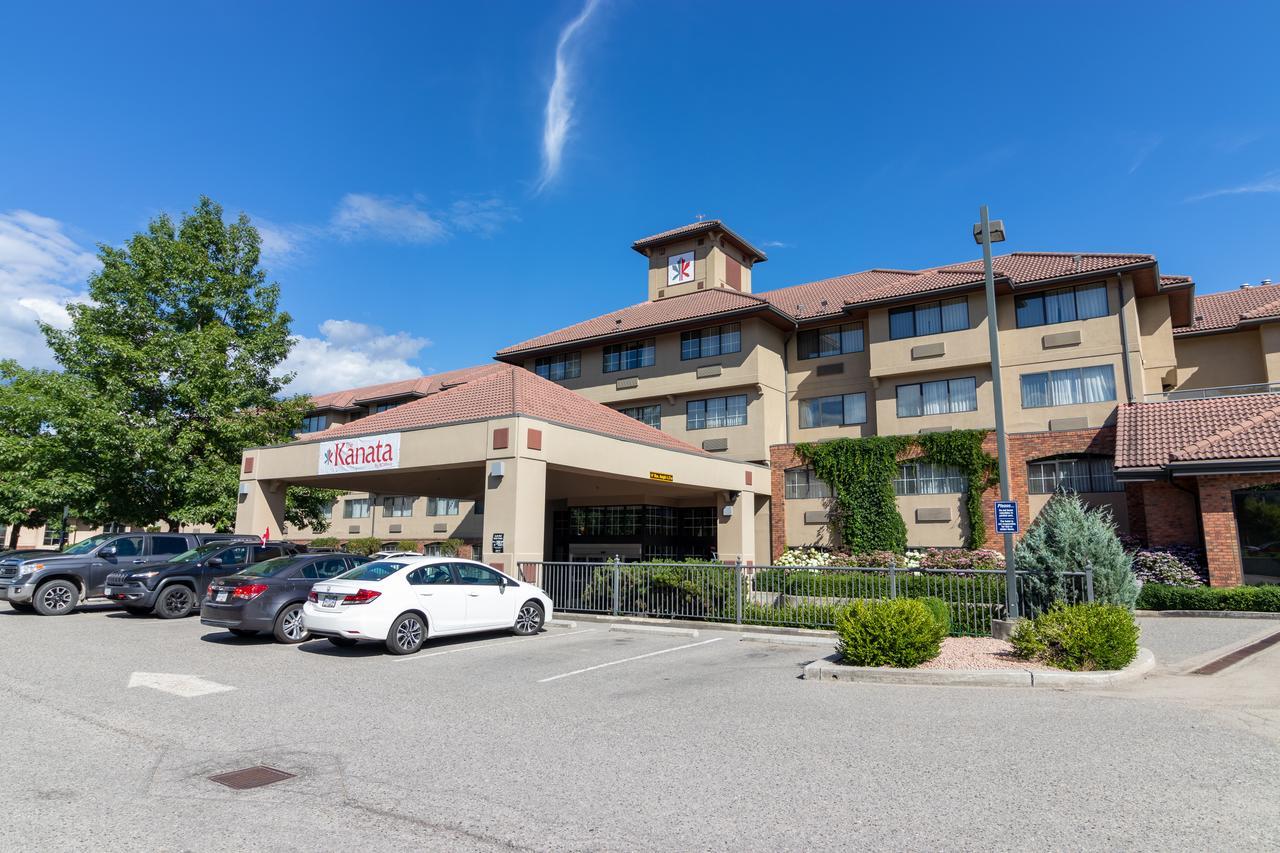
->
[214,591,230,603]
[321,595,340,608]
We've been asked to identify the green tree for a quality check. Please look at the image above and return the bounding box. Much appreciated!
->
[37,196,336,532]
[1016,493,1137,612]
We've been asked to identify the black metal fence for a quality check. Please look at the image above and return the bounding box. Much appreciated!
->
[521,561,1094,637]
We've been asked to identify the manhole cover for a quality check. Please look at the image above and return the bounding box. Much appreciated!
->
[208,765,297,790]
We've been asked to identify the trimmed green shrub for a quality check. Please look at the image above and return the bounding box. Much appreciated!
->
[919,596,951,634]
[1137,583,1280,612]
[438,538,464,557]
[1011,603,1139,671]
[835,598,945,667]
[1016,494,1137,612]
[395,539,420,553]
[310,536,340,549]
[345,536,383,556]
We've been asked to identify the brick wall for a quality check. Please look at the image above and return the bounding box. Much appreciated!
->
[1196,473,1280,586]
[1124,480,1199,550]
[769,444,805,560]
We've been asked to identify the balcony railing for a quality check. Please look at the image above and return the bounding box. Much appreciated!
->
[1144,382,1280,402]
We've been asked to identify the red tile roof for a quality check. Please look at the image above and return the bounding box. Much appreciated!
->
[761,270,919,320]
[309,364,504,410]
[1115,394,1280,470]
[302,364,710,456]
[497,288,782,356]
[1174,283,1280,336]
[631,219,768,262]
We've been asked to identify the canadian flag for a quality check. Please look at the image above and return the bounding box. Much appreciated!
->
[260,527,270,546]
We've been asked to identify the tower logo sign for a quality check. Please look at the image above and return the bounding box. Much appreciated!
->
[318,432,401,474]
[668,251,694,285]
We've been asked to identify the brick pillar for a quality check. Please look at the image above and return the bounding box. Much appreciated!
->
[768,444,804,560]
[1197,476,1244,587]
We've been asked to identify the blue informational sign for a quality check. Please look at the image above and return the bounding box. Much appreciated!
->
[994,501,1019,534]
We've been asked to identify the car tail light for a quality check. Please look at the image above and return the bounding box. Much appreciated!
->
[232,583,269,601]
[307,590,319,602]
[342,588,381,605]
[207,584,215,597]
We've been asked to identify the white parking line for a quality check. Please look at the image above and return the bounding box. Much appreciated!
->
[391,628,597,662]
[537,637,724,683]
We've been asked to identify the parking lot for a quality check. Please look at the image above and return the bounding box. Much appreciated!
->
[2,606,1280,851]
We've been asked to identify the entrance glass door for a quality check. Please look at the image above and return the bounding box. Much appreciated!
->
[1233,488,1280,581]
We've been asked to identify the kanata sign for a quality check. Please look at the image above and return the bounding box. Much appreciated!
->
[668,251,694,285]
[318,433,401,475]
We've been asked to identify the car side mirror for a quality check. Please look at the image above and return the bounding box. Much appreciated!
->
[100,545,118,558]
[207,557,223,568]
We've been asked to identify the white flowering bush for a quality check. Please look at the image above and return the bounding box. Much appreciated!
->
[773,547,831,567]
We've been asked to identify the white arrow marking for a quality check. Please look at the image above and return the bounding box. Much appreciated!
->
[127,672,236,698]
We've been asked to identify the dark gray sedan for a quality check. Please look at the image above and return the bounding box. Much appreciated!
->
[200,553,367,643]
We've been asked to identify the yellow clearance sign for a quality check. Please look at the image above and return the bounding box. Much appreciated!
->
[649,471,674,483]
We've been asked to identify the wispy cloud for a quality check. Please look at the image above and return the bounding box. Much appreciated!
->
[0,210,99,368]
[330,193,449,244]
[535,0,603,194]
[279,319,432,395]
[760,240,793,249]
[1186,171,1280,202]
[447,196,520,237]
[1128,135,1162,174]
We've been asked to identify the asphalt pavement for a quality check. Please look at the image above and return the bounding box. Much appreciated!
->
[1,605,1278,851]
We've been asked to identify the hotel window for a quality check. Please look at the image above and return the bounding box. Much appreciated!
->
[1020,365,1116,409]
[683,507,717,537]
[896,377,978,418]
[797,322,864,360]
[343,498,370,519]
[427,497,460,516]
[602,339,655,373]
[368,401,401,415]
[799,393,867,428]
[785,468,831,500]
[645,506,679,535]
[534,351,581,381]
[42,523,66,547]
[686,394,748,430]
[321,504,333,521]
[1015,282,1109,328]
[889,297,969,340]
[1027,456,1120,494]
[681,323,741,360]
[618,404,662,429]
[382,496,414,517]
[894,462,967,495]
[299,414,328,434]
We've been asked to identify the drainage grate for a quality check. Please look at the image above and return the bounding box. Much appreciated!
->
[208,765,297,790]
[1191,630,1280,675]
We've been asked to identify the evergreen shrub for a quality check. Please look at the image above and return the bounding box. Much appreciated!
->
[1010,603,1139,671]
[1016,494,1137,612]
[835,598,945,667]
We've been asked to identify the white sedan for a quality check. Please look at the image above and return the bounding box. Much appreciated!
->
[301,557,553,655]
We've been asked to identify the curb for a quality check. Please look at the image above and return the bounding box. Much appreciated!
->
[545,619,579,630]
[1171,624,1280,675]
[803,647,1155,688]
[555,612,836,640]
[1135,610,1280,620]
[739,633,834,648]
[608,624,700,638]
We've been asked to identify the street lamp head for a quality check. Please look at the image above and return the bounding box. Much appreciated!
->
[973,219,1006,244]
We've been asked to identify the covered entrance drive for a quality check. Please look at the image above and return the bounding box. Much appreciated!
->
[236,365,769,577]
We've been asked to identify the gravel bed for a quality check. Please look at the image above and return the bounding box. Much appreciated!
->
[916,636,1052,671]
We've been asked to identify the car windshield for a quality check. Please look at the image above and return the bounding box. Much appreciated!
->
[336,560,407,582]
[167,544,226,564]
[239,556,300,577]
[60,534,115,556]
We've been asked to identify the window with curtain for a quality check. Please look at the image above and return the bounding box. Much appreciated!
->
[799,393,867,428]
[343,498,370,519]
[602,339,656,373]
[680,323,742,360]
[534,352,581,380]
[381,496,414,517]
[888,297,970,340]
[686,394,748,430]
[785,468,832,499]
[797,322,865,359]
[426,497,461,516]
[1027,456,1121,494]
[1020,365,1116,408]
[896,377,978,418]
[618,404,662,429]
[1014,282,1109,328]
[893,462,968,495]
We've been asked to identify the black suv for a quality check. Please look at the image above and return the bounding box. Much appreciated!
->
[0,532,257,615]
[104,541,296,618]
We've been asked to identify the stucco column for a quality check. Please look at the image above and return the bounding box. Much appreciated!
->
[482,455,547,580]
[716,490,757,565]
[234,478,286,538]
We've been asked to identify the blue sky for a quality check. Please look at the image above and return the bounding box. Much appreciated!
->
[2,1,1278,393]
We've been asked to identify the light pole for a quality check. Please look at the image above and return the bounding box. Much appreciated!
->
[973,206,1018,620]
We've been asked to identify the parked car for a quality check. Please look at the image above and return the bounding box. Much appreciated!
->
[200,552,369,643]
[301,557,552,655]
[0,532,256,615]
[368,550,421,560]
[104,541,295,618]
